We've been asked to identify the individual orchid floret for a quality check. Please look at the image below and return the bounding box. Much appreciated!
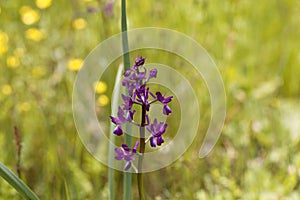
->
[134,56,146,68]
[156,92,173,103]
[148,68,157,79]
[146,119,168,147]
[115,141,139,171]
[134,85,150,111]
[155,92,173,115]
[110,107,135,135]
[122,78,136,96]
[122,94,133,110]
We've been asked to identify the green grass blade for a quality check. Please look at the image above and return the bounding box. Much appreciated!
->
[64,179,71,200]
[121,1,132,200]
[0,162,40,200]
[121,0,130,71]
[108,64,123,200]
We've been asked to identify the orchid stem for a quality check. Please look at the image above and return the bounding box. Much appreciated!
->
[138,104,146,200]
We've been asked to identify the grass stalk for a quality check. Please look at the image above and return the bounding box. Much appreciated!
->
[121,0,132,200]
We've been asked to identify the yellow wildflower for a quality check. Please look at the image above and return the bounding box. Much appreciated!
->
[67,58,83,71]
[32,66,46,78]
[0,31,9,55]
[6,56,20,68]
[94,81,107,94]
[25,28,46,42]
[35,0,52,9]
[17,102,31,112]
[20,6,40,25]
[72,18,87,30]
[1,85,12,95]
[97,95,109,106]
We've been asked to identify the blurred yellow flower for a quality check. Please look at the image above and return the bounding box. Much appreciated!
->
[36,0,52,9]
[225,66,238,81]
[1,85,12,95]
[94,81,107,94]
[67,58,83,71]
[20,6,40,25]
[6,56,20,68]
[97,95,109,106]
[0,31,9,55]
[25,28,46,42]
[17,102,31,112]
[72,18,87,30]
[32,66,46,78]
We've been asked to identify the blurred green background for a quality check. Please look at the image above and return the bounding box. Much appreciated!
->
[1,0,300,199]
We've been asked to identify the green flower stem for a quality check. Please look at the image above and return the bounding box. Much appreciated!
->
[137,104,146,200]
[121,0,132,200]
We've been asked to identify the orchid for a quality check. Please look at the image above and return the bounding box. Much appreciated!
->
[110,56,173,171]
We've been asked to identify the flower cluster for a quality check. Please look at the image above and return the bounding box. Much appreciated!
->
[110,56,173,170]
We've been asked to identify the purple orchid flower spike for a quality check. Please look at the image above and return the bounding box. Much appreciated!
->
[115,141,139,171]
[110,56,173,172]
[146,119,168,147]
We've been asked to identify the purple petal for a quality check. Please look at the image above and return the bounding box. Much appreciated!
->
[122,94,133,110]
[159,123,167,135]
[162,96,173,104]
[133,72,146,81]
[149,68,157,78]
[115,148,123,154]
[115,155,124,160]
[156,92,173,103]
[122,144,130,152]
[132,141,139,153]
[135,57,145,66]
[113,126,123,136]
[163,104,172,115]
[124,161,131,171]
[156,136,164,146]
[117,107,126,123]
[110,116,120,125]
[124,69,131,77]
[149,91,156,99]
[156,92,164,102]
[150,137,156,147]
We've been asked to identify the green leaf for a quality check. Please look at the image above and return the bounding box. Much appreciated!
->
[121,1,132,200]
[0,162,40,200]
